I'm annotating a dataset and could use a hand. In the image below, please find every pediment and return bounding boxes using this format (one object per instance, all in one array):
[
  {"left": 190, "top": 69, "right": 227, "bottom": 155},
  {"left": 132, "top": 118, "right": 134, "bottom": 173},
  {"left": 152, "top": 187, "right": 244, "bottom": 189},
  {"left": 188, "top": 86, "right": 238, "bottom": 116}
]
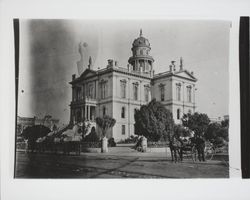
[
  {"left": 80, "top": 69, "right": 97, "bottom": 79},
  {"left": 174, "top": 70, "right": 197, "bottom": 81}
]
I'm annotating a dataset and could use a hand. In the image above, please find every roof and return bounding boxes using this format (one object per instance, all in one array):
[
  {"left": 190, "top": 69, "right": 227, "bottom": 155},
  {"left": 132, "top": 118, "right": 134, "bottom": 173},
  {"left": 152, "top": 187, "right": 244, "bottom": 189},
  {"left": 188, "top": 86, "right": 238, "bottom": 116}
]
[
  {"left": 70, "top": 66, "right": 152, "bottom": 84},
  {"left": 132, "top": 29, "right": 150, "bottom": 48},
  {"left": 153, "top": 69, "right": 197, "bottom": 82}
]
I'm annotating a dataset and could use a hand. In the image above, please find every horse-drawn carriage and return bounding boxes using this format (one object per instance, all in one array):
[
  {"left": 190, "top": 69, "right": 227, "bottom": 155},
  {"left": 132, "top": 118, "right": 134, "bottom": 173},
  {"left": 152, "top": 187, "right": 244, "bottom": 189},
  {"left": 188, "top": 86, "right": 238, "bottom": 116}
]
[{"left": 169, "top": 136, "right": 215, "bottom": 162}]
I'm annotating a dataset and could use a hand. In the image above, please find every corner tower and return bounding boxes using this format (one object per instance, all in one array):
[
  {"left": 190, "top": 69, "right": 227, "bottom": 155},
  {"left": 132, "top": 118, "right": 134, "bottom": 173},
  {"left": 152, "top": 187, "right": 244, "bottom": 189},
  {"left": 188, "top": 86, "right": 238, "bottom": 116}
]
[{"left": 128, "top": 29, "right": 154, "bottom": 76}]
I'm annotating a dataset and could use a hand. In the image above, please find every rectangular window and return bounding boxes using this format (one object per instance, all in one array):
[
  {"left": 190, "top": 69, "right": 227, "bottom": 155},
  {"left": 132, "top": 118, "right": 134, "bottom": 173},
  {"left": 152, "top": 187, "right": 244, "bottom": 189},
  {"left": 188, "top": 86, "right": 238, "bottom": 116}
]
[
  {"left": 144, "top": 86, "right": 150, "bottom": 102},
  {"left": 103, "top": 107, "right": 106, "bottom": 116},
  {"left": 88, "top": 84, "right": 94, "bottom": 99},
  {"left": 177, "top": 109, "right": 180, "bottom": 119},
  {"left": 120, "top": 80, "right": 126, "bottom": 98},
  {"left": 160, "top": 86, "right": 164, "bottom": 101},
  {"left": 122, "top": 125, "right": 125, "bottom": 135},
  {"left": 121, "top": 107, "right": 125, "bottom": 118},
  {"left": 101, "top": 82, "right": 108, "bottom": 99},
  {"left": 187, "top": 87, "right": 192, "bottom": 102},
  {"left": 176, "top": 85, "right": 181, "bottom": 101},
  {"left": 76, "top": 88, "right": 81, "bottom": 101},
  {"left": 133, "top": 83, "right": 138, "bottom": 100}
]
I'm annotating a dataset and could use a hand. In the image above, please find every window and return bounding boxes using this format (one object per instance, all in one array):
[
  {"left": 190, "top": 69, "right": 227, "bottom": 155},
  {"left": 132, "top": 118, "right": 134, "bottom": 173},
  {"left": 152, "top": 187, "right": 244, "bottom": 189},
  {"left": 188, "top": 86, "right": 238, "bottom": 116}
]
[
  {"left": 76, "top": 87, "right": 81, "bottom": 101},
  {"left": 140, "top": 49, "right": 143, "bottom": 55},
  {"left": 102, "top": 107, "right": 106, "bottom": 116},
  {"left": 177, "top": 109, "right": 180, "bottom": 120},
  {"left": 120, "top": 80, "right": 126, "bottom": 98},
  {"left": 144, "top": 85, "right": 150, "bottom": 102},
  {"left": 122, "top": 125, "right": 125, "bottom": 135},
  {"left": 121, "top": 107, "right": 125, "bottom": 118},
  {"left": 100, "top": 80, "right": 108, "bottom": 99},
  {"left": 159, "top": 84, "right": 165, "bottom": 101},
  {"left": 187, "top": 86, "right": 192, "bottom": 102},
  {"left": 88, "top": 84, "right": 94, "bottom": 99},
  {"left": 133, "top": 83, "right": 138, "bottom": 100},
  {"left": 176, "top": 84, "right": 181, "bottom": 101}
]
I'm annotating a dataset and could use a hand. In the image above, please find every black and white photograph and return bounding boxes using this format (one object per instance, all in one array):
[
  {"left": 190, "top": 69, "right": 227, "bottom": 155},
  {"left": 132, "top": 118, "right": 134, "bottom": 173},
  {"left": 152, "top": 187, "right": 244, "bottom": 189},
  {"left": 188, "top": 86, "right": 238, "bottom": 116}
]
[{"left": 15, "top": 19, "right": 230, "bottom": 178}]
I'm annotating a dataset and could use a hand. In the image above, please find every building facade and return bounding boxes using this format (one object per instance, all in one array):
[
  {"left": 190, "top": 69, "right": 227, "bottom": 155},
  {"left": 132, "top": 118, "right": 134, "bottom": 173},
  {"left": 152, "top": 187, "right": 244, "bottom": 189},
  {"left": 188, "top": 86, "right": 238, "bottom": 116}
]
[{"left": 70, "top": 30, "right": 197, "bottom": 141}]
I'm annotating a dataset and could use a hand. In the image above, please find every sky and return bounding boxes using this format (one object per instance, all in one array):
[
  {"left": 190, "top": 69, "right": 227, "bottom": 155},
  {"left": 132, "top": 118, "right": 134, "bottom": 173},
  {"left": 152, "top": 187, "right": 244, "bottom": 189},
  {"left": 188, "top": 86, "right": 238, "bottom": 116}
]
[{"left": 18, "top": 19, "right": 230, "bottom": 125}]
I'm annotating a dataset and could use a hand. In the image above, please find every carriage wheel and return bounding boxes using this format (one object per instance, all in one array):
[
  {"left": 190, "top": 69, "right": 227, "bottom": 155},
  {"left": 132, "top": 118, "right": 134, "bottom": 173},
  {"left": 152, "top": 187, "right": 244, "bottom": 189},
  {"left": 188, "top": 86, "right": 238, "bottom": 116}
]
[
  {"left": 204, "top": 146, "right": 215, "bottom": 161},
  {"left": 191, "top": 146, "right": 197, "bottom": 162}
]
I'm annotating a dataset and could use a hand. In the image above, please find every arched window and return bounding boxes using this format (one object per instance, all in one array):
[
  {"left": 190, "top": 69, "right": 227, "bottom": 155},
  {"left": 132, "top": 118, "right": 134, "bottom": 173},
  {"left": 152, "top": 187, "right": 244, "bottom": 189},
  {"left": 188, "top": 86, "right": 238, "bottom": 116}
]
[{"left": 177, "top": 109, "right": 181, "bottom": 120}]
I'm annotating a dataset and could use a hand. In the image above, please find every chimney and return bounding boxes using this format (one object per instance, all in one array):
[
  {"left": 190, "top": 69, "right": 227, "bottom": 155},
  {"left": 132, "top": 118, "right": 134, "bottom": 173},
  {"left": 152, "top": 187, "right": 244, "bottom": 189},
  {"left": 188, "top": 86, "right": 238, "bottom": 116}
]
[
  {"left": 171, "top": 61, "right": 176, "bottom": 72},
  {"left": 107, "top": 59, "right": 113, "bottom": 68},
  {"left": 115, "top": 61, "right": 118, "bottom": 67},
  {"left": 180, "top": 57, "right": 183, "bottom": 71},
  {"left": 88, "top": 56, "right": 93, "bottom": 69},
  {"left": 72, "top": 74, "right": 76, "bottom": 80},
  {"left": 127, "top": 64, "right": 130, "bottom": 72},
  {"left": 169, "top": 65, "right": 172, "bottom": 72}
]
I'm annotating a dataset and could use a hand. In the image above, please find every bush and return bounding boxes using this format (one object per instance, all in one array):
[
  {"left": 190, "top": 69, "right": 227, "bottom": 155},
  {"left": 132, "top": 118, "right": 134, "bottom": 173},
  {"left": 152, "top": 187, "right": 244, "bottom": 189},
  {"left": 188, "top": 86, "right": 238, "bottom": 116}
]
[
  {"left": 83, "top": 127, "right": 99, "bottom": 142},
  {"left": 81, "top": 141, "right": 101, "bottom": 148},
  {"left": 117, "top": 135, "right": 139, "bottom": 144},
  {"left": 108, "top": 137, "right": 116, "bottom": 147},
  {"left": 147, "top": 141, "right": 168, "bottom": 148}
]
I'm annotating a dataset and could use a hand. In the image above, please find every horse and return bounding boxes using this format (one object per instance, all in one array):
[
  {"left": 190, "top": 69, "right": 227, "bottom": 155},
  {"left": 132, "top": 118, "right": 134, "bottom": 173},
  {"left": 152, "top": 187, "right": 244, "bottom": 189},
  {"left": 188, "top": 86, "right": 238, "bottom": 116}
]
[
  {"left": 169, "top": 136, "right": 183, "bottom": 162},
  {"left": 193, "top": 136, "right": 206, "bottom": 162}
]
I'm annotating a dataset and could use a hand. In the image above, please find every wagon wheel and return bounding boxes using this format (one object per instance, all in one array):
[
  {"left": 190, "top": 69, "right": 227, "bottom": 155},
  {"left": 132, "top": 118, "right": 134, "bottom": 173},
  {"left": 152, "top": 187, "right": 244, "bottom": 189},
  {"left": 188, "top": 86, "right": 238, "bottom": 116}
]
[
  {"left": 204, "top": 145, "right": 215, "bottom": 161},
  {"left": 191, "top": 146, "right": 197, "bottom": 162}
]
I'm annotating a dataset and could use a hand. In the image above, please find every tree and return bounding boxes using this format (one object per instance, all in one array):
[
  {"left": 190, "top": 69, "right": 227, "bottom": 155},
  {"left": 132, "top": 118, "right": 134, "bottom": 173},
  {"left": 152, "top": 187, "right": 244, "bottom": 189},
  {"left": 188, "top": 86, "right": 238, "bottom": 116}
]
[
  {"left": 205, "top": 121, "right": 229, "bottom": 144},
  {"left": 174, "top": 124, "right": 191, "bottom": 138},
  {"left": 21, "top": 125, "right": 51, "bottom": 150},
  {"left": 80, "top": 121, "right": 91, "bottom": 138},
  {"left": 134, "top": 99, "right": 174, "bottom": 142},
  {"left": 22, "top": 125, "right": 51, "bottom": 140},
  {"left": 204, "top": 122, "right": 221, "bottom": 141},
  {"left": 95, "top": 115, "right": 116, "bottom": 138},
  {"left": 84, "top": 127, "right": 99, "bottom": 142},
  {"left": 52, "top": 124, "right": 58, "bottom": 132},
  {"left": 221, "top": 118, "right": 229, "bottom": 128},
  {"left": 182, "top": 112, "right": 210, "bottom": 137}
]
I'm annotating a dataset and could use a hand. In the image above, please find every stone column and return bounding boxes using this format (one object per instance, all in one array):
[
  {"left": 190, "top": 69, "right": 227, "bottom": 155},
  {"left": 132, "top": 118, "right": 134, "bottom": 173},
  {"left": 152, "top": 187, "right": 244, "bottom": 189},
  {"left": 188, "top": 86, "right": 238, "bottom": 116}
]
[
  {"left": 88, "top": 105, "right": 90, "bottom": 121},
  {"left": 101, "top": 137, "right": 108, "bottom": 153},
  {"left": 141, "top": 136, "right": 147, "bottom": 152},
  {"left": 85, "top": 105, "right": 87, "bottom": 120},
  {"left": 81, "top": 107, "right": 84, "bottom": 121},
  {"left": 128, "top": 78, "right": 131, "bottom": 137}
]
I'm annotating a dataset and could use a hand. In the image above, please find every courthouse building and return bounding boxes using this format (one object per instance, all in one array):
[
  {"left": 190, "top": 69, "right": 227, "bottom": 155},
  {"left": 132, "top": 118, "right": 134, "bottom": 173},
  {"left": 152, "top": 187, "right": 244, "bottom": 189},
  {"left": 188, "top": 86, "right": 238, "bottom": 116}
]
[{"left": 69, "top": 30, "right": 197, "bottom": 141}]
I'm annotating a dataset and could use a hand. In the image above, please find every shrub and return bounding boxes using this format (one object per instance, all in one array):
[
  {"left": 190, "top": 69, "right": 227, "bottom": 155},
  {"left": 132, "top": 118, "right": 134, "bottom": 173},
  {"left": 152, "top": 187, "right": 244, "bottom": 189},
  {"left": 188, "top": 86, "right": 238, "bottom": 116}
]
[
  {"left": 84, "top": 127, "right": 100, "bottom": 142},
  {"left": 108, "top": 137, "right": 116, "bottom": 147},
  {"left": 117, "top": 135, "right": 139, "bottom": 144}
]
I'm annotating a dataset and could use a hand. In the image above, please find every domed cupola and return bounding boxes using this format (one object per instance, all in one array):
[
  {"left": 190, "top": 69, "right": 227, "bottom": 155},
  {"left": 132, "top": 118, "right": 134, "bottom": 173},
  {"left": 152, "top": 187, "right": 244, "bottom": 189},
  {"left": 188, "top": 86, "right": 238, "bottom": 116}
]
[
  {"left": 132, "top": 30, "right": 151, "bottom": 47},
  {"left": 128, "top": 29, "right": 154, "bottom": 76}
]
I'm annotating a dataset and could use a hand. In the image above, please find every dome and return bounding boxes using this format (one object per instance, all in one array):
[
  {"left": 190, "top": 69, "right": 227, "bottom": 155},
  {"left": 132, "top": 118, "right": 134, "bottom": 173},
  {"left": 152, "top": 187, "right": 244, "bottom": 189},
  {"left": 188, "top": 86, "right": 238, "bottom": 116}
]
[{"left": 132, "top": 29, "right": 150, "bottom": 47}]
